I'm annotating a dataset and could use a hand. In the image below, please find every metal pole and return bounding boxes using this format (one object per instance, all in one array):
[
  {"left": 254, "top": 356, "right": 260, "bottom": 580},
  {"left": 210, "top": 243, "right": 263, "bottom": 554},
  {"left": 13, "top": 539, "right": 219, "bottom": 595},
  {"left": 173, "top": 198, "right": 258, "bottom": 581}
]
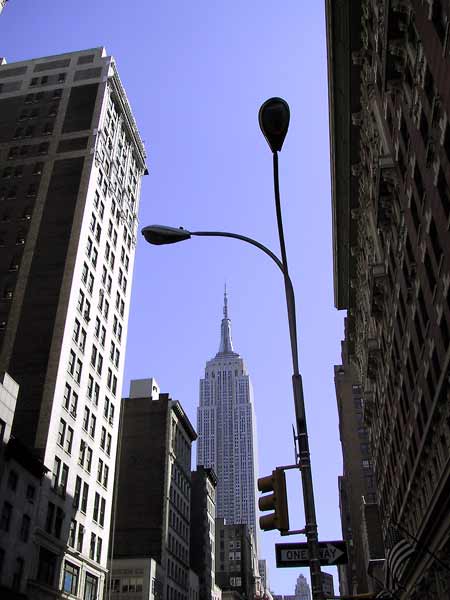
[{"left": 272, "top": 151, "right": 323, "bottom": 600}]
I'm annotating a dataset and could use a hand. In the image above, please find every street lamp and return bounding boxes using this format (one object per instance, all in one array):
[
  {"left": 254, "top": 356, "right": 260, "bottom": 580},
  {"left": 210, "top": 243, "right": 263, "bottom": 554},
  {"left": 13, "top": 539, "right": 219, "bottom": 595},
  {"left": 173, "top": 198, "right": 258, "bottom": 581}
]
[{"left": 142, "top": 98, "right": 323, "bottom": 599}]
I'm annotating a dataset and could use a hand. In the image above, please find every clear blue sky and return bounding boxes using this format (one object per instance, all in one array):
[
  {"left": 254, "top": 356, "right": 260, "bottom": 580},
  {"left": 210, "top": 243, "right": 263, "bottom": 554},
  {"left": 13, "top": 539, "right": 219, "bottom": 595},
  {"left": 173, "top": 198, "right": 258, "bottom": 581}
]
[{"left": 1, "top": 1, "right": 345, "bottom": 593}]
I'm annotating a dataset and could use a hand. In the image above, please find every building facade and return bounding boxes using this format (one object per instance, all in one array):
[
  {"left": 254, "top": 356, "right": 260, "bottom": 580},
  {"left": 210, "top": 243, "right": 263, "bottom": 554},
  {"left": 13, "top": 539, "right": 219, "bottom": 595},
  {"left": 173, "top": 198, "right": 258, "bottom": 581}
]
[
  {"left": 197, "top": 291, "right": 258, "bottom": 541},
  {"left": 335, "top": 330, "right": 377, "bottom": 595},
  {"left": 190, "top": 466, "right": 220, "bottom": 600},
  {"left": 321, "top": 573, "right": 334, "bottom": 599},
  {"left": 0, "top": 48, "right": 146, "bottom": 598},
  {"left": 215, "top": 519, "right": 259, "bottom": 600},
  {"left": 327, "top": 0, "right": 450, "bottom": 597},
  {"left": 0, "top": 1, "right": 7, "bottom": 16},
  {"left": 0, "top": 371, "right": 48, "bottom": 597},
  {"left": 110, "top": 379, "right": 197, "bottom": 600},
  {"left": 294, "top": 574, "right": 311, "bottom": 600}
]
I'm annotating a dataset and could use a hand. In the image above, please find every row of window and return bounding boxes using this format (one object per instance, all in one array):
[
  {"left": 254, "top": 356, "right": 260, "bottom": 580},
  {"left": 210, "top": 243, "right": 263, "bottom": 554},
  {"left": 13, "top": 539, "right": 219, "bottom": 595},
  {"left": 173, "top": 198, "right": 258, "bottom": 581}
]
[
  {"left": 7, "top": 142, "right": 50, "bottom": 159},
  {"left": 0, "top": 501, "right": 31, "bottom": 542},
  {"left": 1, "top": 161, "right": 44, "bottom": 179},
  {"left": 30, "top": 73, "right": 66, "bottom": 86},
  {"left": 23, "top": 88, "right": 63, "bottom": 105}
]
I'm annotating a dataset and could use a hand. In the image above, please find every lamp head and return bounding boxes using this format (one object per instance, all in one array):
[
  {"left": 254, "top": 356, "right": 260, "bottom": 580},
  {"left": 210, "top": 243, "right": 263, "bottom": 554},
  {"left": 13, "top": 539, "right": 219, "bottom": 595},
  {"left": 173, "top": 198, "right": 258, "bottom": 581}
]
[
  {"left": 258, "top": 97, "right": 290, "bottom": 153},
  {"left": 141, "top": 225, "right": 191, "bottom": 245}
]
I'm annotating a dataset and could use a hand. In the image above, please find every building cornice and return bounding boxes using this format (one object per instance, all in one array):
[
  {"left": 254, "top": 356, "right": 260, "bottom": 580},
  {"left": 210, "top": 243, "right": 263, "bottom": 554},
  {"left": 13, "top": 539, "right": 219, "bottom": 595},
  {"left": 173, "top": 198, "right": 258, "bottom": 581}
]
[
  {"left": 325, "top": 0, "right": 362, "bottom": 309},
  {"left": 109, "top": 61, "right": 147, "bottom": 173}
]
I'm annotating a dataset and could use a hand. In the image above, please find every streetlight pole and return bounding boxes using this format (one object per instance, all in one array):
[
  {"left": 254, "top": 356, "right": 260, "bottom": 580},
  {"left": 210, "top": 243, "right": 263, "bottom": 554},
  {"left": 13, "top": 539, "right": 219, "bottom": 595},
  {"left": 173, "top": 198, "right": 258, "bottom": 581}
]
[
  {"left": 141, "top": 97, "right": 323, "bottom": 599},
  {"left": 259, "top": 98, "right": 323, "bottom": 600}
]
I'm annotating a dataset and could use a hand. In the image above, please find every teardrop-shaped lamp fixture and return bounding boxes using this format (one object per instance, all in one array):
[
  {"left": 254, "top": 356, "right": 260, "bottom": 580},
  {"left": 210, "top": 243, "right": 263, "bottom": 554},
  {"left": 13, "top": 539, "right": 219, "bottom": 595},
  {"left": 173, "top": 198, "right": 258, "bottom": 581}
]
[{"left": 258, "top": 97, "right": 290, "bottom": 153}]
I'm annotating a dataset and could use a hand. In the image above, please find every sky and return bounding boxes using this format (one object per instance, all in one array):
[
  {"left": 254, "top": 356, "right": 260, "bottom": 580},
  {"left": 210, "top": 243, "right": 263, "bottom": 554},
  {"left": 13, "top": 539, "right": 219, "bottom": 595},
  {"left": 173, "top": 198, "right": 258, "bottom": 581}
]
[{"left": 1, "top": 1, "right": 345, "bottom": 594}]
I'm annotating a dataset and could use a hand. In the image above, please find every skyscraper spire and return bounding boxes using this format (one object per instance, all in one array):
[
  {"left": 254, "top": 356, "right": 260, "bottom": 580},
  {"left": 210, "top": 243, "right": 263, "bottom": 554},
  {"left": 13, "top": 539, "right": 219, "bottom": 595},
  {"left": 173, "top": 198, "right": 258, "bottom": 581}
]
[{"left": 218, "top": 286, "right": 235, "bottom": 354}]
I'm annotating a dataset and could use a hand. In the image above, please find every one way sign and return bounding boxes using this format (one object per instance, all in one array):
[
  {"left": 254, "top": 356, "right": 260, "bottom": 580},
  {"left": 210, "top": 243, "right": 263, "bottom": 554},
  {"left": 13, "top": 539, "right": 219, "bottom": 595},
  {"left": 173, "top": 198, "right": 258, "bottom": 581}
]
[{"left": 275, "top": 541, "right": 348, "bottom": 567}]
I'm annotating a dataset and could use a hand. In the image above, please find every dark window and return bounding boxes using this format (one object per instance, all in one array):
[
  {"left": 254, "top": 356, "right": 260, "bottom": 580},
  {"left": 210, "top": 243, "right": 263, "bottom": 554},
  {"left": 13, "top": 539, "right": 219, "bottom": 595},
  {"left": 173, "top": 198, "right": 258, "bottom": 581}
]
[
  {"left": 26, "top": 484, "right": 35, "bottom": 501},
  {"left": 37, "top": 547, "right": 57, "bottom": 586},
  {"left": 12, "top": 557, "right": 24, "bottom": 590},
  {"left": 19, "top": 514, "right": 30, "bottom": 541},
  {"left": 419, "top": 111, "right": 429, "bottom": 145},
  {"left": 429, "top": 220, "right": 443, "bottom": 265},
  {"left": 0, "top": 502, "right": 12, "bottom": 531},
  {"left": 424, "top": 65, "right": 434, "bottom": 106},
  {"left": 414, "top": 164, "right": 424, "bottom": 200},
  {"left": 7, "top": 470, "right": 18, "bottom": 491},
  {"left": 424, "top": 253, "right": 436, "bottom": 293},
  {"left": 440, "top": 316, "right": 450, "bottom": 349},
  {"left": 437, "top": 168, "right": 450, "bottom": 218}
]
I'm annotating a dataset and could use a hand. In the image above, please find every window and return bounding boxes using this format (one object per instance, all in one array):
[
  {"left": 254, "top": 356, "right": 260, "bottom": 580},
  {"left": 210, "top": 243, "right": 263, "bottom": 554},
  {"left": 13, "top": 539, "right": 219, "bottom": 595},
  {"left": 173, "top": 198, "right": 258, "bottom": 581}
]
[
  {"left": 68, "top": 350, "right": 76, "bottom": 376},
  {"left": 79, "top": 440, "right": 86, "bottom": 466},
  {"left": 52, "top": 457, "right": 61, "bottom": 490},
  {"left": 77, "top": 524, "right": 84, "bottom": 553},
  {"left": 86, "top": 447, "right": 93, "bottom": 473},
  {"left": 55, "top": 506, "right": 64, "bottom": 538},
  {"left": 12, "top": 558, "right": 24, "bottom": 591},
  {"left": 81, "top": 482, "right": 89, "bottom": 513},
  {"left": 74, "top": 476, "right": 82, "bottom": 509},
  {"left": 63, "top": 561, "right": 79, "bottom": 595},
  {"left": 68, "top": 519, "right": 76, "bottom": 547},
  {"left": 100, "top": 427, "right": 106, "bottom": 450},
  {"left": 93, "top": 382, "right": 100, "bottom": 406},
  {"left": 84, "top": 572, "right": 98, "bottom": 600},
  {"left": 75, "top": 358, "right": 82, "bottom": 384},
  {"left": 19, "top": 515, "right": 30, "bottom": 541},
  {"left": 96, "top": 537, "right": 102, "bottom": 563},
  {"left": 0, "top": 502, "right": 12, "bottom": 532},
  {"left": 90, "top": 414, "right": 96, "bottom": 437},
  {"left": 73, "top": 318, "right": 81, "bottom": 343},
  {"left": 58, "top": 418, "right": 66, "bottom": 447},
  {"left": 7, "top": 470, "right": 18, "bottom": 491},
  {"left": 103, "top": 465, "right": 109, "bottom": 488},
  {"left": 63, "top": 422, "right": 74, "bottom": 453},
  {"left": 83, "top": 406, "right": 90, "bottom": 430},
  {"left": 106, "top": 433, "right": 112, "bottom": 455},
  {"left": 99, "top": 498, "right": 106, "bottom": 527},
  {"left": 93, "top": 492, "right": 100, "bottom": 522},
  {"left": 97, "top": 459, "right": 103, "bottom": 483},
  {"left": 89, "top": 533, "right": 96, "bottom": 560},
  {"left": 26, "top": 484, "right": 35, "bottom": 501},
  {"left": 45, "top": 502, "right": 55, "bottom": 533},
  {"left": 37, "top": 547, "right": 57, "bottom": 586},
  {"left": 77, "top": 290, "right": 85, "bottom": 313}
]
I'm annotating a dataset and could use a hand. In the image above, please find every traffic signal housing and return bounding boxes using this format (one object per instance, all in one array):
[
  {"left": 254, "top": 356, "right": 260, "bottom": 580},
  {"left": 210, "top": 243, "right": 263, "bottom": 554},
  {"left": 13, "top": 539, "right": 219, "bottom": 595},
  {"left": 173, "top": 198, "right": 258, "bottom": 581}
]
[{"left": 258, "top": 468, "right": 290, "bottom": 532}]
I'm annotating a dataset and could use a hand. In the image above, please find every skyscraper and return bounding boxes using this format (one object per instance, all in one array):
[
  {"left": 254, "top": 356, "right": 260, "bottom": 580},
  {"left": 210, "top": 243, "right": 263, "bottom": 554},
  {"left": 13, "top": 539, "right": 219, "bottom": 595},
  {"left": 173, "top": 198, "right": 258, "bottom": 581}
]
[
  {"left": 295, "top": 574, "right": 311, "bottom": 600},
  {"left": 0, "top": 48, "right": 146, "bottom": 598},
  {"left": 197, "top": 290, "right": 258, "bottom": 540},
  {"left": 0, "top": 0, "right": 8, "bottom": 16}
]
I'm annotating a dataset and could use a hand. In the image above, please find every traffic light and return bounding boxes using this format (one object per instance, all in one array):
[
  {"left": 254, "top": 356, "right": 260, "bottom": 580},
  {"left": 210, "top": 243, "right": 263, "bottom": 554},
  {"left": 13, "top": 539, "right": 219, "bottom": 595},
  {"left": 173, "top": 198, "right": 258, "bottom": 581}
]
[{"left": 257, "top": 468, "right": 290, "bottom": 532}]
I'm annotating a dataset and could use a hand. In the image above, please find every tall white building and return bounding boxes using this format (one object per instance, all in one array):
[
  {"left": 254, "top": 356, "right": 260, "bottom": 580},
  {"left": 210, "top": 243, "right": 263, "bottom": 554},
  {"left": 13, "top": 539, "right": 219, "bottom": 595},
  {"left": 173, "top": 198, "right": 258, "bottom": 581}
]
[
  {"left": 197, "top": 291, "right": 258, "bottom": 541},
  {"left": 0, "top": 48, "right": 146, "bottom": 598}
]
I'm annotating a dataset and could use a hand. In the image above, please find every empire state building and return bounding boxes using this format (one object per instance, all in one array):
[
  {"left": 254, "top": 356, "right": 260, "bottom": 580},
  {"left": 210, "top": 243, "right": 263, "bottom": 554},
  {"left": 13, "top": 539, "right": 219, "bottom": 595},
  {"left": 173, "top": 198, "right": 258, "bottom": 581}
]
[{"left": 197, "top": 291, "right": 258, "bottom": 539}]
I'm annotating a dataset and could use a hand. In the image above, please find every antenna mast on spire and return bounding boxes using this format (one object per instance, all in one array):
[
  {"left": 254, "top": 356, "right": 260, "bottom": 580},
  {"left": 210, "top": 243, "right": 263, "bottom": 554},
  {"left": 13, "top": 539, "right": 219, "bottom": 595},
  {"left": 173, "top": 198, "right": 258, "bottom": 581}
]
[{"left": 223, "top": 283, "right": 228, "bottom": 319}]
